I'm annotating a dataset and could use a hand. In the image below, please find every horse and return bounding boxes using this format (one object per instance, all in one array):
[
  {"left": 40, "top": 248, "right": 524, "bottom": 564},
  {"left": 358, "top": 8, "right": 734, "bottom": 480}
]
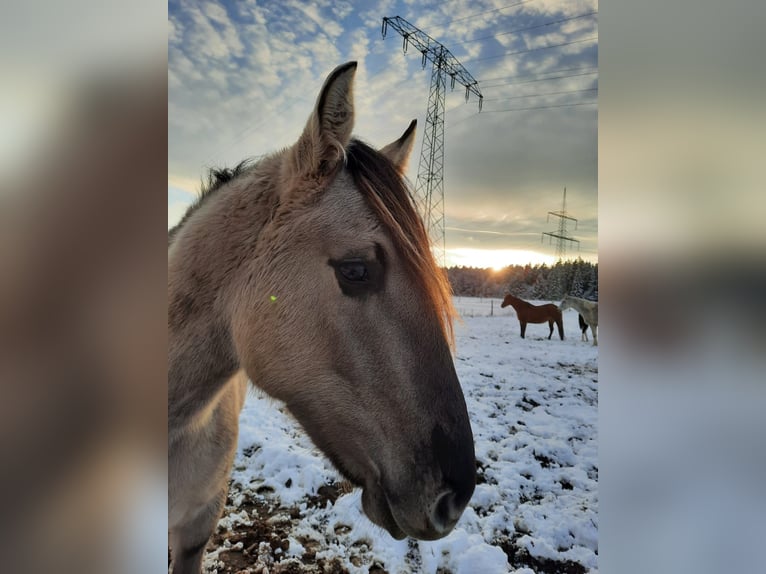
[
  {"left": 560, "top": 296, "right": 598, "bottom": 346},
  {"left": 578, "top": 313, "right": 589, "bottom": 342},
  {"left": 168, "top": 62, "right": 476, "bottom": 574},
  {"left": 500, "top": 293, "right": 564, "bottom": 340}
]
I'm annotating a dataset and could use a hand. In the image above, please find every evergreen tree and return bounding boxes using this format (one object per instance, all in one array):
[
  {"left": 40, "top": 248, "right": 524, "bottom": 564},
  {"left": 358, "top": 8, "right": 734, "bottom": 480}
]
[
  {"left": 570, "top": 258, "right": 586, "bottom": 298},
  {"left": 445, "top": 259, "right": 598, "bottom": 301}
]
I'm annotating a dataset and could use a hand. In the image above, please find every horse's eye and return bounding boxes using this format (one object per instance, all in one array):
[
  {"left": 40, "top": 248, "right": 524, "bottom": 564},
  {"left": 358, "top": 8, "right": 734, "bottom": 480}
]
[
  {"left": 329, "top": 255, "right": 382, "bottom": 296},
  {"left": 338, "top": 261, "right": 369, "bottom": 282}
]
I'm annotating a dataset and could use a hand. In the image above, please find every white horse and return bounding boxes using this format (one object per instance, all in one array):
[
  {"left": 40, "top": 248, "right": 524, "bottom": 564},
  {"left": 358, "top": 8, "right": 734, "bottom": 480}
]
[
  {"left": 578, "top": 314, "right": 590, "bottom": 342},
  {"left": 560, "top": 296, "right": 598, "bottom": 346}
]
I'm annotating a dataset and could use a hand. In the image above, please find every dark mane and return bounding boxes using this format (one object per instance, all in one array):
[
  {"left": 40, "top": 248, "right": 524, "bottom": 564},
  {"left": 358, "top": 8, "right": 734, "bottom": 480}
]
[
  {"left": 345, "top": 139, "right": 456, "bottom": 344},
  {"left": 504, "top": 293, "right": 532, "bottom": 308},
  {"left": 169, "top": 159, "right": 254, "bottom": 243}
]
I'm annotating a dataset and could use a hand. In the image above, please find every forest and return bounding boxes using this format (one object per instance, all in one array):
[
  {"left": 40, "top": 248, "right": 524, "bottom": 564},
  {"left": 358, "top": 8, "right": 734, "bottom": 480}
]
[{"left": 446, "top": 258, "right": 598, "bottom": 301}]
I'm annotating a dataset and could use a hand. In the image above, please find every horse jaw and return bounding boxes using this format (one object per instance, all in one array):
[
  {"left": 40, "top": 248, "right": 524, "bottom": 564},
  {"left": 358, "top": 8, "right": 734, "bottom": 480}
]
[{"left": 361, "top": 484, "right": 406, "bottom": 540}]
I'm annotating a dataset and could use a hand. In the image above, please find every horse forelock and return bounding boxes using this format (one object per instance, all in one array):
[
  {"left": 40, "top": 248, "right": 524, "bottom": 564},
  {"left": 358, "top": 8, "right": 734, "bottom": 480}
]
[{"left": 345, "top": 139, "right": 456, "bottom": 346}]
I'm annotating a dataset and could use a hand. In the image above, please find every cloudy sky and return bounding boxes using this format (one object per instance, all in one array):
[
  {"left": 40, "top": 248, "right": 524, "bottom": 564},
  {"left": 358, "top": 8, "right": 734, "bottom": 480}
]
[{"left": 169, "top": 0, "right": 598, "bottom": 268}]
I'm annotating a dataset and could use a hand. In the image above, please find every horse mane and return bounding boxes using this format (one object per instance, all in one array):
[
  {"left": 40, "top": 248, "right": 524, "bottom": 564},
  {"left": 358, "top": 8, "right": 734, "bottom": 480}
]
[
  {"left": 169, "top": 159, "right": 255, "bottom": 243},
  {"left": 345, "top": 139, "right": 456, "bottom": 345},
  {"left": 504, "top": 293, "right": 531, "bottom": 308}
]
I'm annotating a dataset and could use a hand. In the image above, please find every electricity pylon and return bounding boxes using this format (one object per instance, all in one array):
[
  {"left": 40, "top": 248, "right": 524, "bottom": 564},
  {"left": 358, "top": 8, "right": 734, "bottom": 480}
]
[
  {"left": 542, "top": 187, "right": 580, "bottom": 261},
  {"left": 382, "top": 16, "right": 483, "bottom": 266}
]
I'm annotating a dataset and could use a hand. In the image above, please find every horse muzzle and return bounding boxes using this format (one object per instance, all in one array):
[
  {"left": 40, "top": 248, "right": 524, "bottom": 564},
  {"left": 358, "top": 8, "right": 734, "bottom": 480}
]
[{"left": 361, "top": 470, "right": 475, "bottom": 541}]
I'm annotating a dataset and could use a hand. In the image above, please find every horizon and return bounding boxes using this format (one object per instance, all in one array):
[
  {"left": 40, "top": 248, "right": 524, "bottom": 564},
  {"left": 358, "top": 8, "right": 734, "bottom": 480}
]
[{"left": 443, "top": 255, "right": 598, "bottom": 270}]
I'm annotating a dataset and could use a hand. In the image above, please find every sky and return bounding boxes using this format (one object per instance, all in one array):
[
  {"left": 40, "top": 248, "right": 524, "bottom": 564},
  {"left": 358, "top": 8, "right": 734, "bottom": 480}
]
[{"left": 168, "top": 0, "right": 598, "bottom": 268}]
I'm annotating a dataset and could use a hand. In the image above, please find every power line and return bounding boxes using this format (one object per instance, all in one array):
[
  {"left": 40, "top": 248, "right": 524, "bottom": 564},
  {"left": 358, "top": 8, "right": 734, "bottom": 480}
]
[
  {"left": 482, "top": 87, "right": 597, "bottom": 102},
  {"left": 429, "top": 0, "right": 538, "bottom": 29},
  {"left": 445, "top": 226, "right": 531, "bottom": 237},
  {"left": 482, "top": 70, "right": 597, "bottom": 89},
  {"left": 446, "top": 111, "right": 480, "bottom": 128},
  {"left": 200, "top": 95, "right": 310, "bottom": 168},
  {"left": 480, "top": 65, "right": 597, "bottom": 83},
  {"left": 451, "top": 11, "right": 598, "bottom": 45},
  {"left": 464, "top": 36, "right": 598, "bottom": 64},
  {"left": 445, "top": 87, "right": 596, "bottom": 111},
  {"left": 482, "top": 101, "right": 596, "bottom": 113},
  {"left": 448, "top": 99, "right": 596, "bottom": 126}
]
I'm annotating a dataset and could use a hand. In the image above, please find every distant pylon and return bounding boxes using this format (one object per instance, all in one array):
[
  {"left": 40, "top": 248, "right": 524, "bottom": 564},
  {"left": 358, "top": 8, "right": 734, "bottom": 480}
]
[
  {"left": 542, "top": 187, "right": 580, "bottom": 261},
  {"left": 382, "top": 16, "right": 483, "bottom": 266}
]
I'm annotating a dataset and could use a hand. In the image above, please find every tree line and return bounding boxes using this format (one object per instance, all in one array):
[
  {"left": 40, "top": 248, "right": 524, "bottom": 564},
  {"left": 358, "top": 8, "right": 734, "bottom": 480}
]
[{"left": 446, "top": 258, "right": 598, "bottom": 301}]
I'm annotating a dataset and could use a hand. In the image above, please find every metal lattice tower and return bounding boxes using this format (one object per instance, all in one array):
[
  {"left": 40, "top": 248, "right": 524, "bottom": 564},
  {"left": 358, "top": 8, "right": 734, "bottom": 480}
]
[
  {"left": 542, "top": 187, "right": 580, "bottom": 261},
  {"left": 382, "top": 16, "right": 483, "bottom": 265}
]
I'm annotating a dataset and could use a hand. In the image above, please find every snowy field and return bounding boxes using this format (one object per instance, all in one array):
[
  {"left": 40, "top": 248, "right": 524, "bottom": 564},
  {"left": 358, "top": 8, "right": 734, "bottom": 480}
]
[{"left": 202, "top": 297, "right": 598, "bottom": 574}]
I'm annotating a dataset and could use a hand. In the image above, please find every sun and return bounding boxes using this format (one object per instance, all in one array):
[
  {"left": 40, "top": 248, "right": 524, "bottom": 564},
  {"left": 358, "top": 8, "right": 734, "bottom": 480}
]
[{"left": 445, "top": 248, "right": 555, "bottom": 269}]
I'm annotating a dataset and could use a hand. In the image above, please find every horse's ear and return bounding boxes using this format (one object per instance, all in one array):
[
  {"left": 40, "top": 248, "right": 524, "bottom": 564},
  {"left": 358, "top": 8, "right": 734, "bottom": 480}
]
[
  {"left": 380, "top": 119, "right": 417, "bottom": 174},
  {"left": 289, "top": 61, "right": 357, "bottom": 177}
]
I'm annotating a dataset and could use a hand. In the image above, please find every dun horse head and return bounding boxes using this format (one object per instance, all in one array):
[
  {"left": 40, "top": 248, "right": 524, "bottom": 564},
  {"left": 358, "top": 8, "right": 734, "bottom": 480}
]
[{"left": 222, "top": 63, "right": 475, "bottom": 539}]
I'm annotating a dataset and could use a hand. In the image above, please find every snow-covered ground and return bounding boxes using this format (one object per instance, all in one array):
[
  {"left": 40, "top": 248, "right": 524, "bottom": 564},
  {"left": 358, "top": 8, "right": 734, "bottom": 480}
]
[{"left": 204, "top": 297, "right": 598, "bottom": 574}]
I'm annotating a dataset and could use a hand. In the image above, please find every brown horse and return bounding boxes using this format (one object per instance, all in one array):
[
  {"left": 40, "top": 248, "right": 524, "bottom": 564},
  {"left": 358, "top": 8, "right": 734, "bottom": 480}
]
[
  {"left": 500, "top": 293, "right": 564, "bottom": 340},
  {"left": 168, "top": 62, "right": 475, "bottom": 574}
]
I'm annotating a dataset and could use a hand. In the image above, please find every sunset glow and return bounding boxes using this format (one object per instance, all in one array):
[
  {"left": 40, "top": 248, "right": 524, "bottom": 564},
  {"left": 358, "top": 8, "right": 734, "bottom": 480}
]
[{"left": 445, "top": 248, "right": 557, "bottom": 270}]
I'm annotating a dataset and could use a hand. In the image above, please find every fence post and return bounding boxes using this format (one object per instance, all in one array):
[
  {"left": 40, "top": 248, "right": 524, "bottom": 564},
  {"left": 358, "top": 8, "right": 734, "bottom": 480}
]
[{"left": 490, "top": 299, "right": 494, "bottom": 317}]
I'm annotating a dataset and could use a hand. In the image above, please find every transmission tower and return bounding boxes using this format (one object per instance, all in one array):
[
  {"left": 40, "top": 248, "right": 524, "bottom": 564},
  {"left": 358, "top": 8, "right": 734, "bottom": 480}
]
[
  {"left": 382, "top": 16, "right": 483, "bottom": 266},
  {"left": 542, "top": 187, "right": 580, "bottom": 261}
]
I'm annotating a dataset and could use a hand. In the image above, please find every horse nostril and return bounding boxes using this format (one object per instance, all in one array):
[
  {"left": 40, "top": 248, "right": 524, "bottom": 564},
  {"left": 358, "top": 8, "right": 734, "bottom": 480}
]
[{"left": 430, "top": 490, "right": 462, "bottom": 533}]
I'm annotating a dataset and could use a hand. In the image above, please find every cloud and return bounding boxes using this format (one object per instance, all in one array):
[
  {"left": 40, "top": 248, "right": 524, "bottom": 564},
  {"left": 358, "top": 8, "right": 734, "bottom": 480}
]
[{"left": 169, "top": 0, "right": 598, "bottom": 264}]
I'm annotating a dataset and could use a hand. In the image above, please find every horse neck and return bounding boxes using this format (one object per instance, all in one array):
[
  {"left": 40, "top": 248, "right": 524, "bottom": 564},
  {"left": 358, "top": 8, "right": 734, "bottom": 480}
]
[
  {"left": 168, "top": 166, "right": 279, "bottom": 432},
  {"left": 508, "top": 296, "right": 527, "bottom": 310}
]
